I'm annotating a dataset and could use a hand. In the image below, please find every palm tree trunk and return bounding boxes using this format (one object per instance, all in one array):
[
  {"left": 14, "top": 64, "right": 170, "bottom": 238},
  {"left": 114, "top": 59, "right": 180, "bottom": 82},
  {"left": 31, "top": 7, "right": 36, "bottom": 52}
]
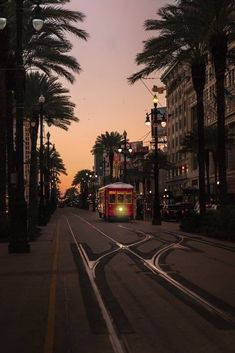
[
  {"left": 205, "top": 150, "right": 210, "bottom": 201},
  {"left": 191, "top": 60, "right": 206, "bottom": 215},
  {"left": 211, "top": 33, "right": 228, "bottom": 205},
  {"left": 0, "top": 70, "right": 7, "bottom": 223},
  {"left": 0, "top": 26, "right": 8, "bottom": 232},
  {"left": 6, "top": 59, "right": 15, "bottom": 228},
  {"left": 212, "top": 152, "right": 218, "bottom": 201}
]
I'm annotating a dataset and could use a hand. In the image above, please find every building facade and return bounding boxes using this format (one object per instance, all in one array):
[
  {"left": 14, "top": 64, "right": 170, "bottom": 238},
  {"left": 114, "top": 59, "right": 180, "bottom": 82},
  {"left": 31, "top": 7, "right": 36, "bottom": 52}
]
[{"left": 162, "top": 59, "right": 235, "bottom": 202}]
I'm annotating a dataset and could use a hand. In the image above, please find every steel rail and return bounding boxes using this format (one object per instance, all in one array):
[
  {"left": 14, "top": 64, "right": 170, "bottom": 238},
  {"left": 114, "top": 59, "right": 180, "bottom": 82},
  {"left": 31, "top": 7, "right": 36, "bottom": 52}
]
[
  {"left": 65, "top": 216, "right": 129, "bottom": 353},
  {"left": 71, "top": 213, "right": 235, "bottom": 326}
]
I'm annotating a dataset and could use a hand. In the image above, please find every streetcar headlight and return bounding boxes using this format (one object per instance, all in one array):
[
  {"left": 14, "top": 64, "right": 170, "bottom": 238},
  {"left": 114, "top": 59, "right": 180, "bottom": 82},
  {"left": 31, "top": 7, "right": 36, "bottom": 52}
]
[{"left": 116, "top": 205, "right": 126, "bottom": 215}]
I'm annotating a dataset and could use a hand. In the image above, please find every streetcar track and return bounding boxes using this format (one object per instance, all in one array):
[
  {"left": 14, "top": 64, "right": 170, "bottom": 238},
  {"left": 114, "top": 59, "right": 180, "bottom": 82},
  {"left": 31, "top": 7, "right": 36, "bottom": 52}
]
[
  {"left": 70, "top": 213, "right": 235, "bottom": 327},
  {"left": 120, "top": 224, "right": 235, "bottom": 252},
  {"left": 65, "top": 216, "right": 129, "bottom": 353},
  {"left": 160, "top": 230, "right": 235, "bottom": 252}
]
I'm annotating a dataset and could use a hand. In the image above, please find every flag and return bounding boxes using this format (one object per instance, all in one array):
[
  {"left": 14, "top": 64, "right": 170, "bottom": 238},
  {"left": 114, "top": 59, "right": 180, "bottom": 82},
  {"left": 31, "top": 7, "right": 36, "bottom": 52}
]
[{"left": 152, "top": 85, "right": 166, "bottom": 93}]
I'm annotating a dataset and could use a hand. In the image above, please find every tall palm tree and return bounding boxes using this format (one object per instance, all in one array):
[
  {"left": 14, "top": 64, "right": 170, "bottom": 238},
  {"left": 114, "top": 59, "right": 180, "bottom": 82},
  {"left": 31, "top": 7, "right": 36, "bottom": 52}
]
[
  {"left": 92, "top": 132, "right": 123, "bottom": 182},
  {"left": 72, "top": 169, "right": 93, "bottom": 209},
  {"left": 1, "top": 1, "right": 88, "bottom": 234},
  {"left": 128, "top": 2, "right": 208, "bottom": 214},
  {"left": 182, "top": 0, "right": 235, "bottom": 204},
  {"left": 72, "top": 169, "right": 93, "bottom": 186},
  {"left": 24, "top": 72, "right": 77, "bottom": 236},
  {"left": 14, "top": 1, "right": 89, "bottom": 83}
]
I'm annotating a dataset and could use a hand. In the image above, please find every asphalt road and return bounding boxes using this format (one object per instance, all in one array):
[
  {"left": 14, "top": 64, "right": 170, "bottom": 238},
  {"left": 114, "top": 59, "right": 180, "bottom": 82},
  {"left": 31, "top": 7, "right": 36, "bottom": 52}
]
[{"left": 53, "top": 207, "right": 235, "bottom": 353}]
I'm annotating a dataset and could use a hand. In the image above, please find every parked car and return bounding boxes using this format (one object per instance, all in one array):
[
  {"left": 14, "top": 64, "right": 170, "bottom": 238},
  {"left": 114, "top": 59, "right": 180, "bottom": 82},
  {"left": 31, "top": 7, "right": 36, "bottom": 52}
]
[
  {"left": 161, "top": 204, "right": 183, "bottom": 221},
  {"left": 176, "top": 202, "right": 194, "bottom": 216},
  {"left": 194, "top": 202, "right": 218, "bottom": 214},
  {"left": 161, "top": 203, "right": 194, "bottom": 221}
]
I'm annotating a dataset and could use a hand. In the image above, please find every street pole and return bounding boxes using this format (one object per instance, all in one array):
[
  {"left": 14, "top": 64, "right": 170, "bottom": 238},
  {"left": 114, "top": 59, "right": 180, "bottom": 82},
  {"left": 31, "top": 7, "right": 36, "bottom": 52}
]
[
  {"left": 50, "top": 149, "right": 56, "bottom": 213},
  {"left": 145, "top": 95, "right": 165, "bottom": 226},
  {"left": 45, "top": 131, "right": 51, "bottom": 221},
  {"left": 92, "top": 177, "right": 96, "bottom": 212},
  {"left": 152, "top": 106, "right": 161, "bottom": 225},
  {"left": 90, "top": 171, "right": 97, "bottom": 212},
  {"left": 38, "top": 95, "right": 46, "bottom": 226},
  {"left": 103, "top": 157, "right": 106, "bottom": 186},
  {"left": 8, "top": 0, "right": 30, "bottom": 253},
  {"left": 123, "top": 130, "right": 127, "bottom": 183}
]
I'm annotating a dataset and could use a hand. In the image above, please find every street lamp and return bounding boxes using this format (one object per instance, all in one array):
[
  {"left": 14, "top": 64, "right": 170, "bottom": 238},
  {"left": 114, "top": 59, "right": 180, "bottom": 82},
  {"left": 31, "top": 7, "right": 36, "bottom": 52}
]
[
  {"left": 49, "top": 144, "right": 57, "bottom": 213},
  {"left": 118, "top": 130, "right": 132, "bottom": 183},
  {"left": 38, "top": 94, "right": 47, "bottom": 226},
  {"left": 145, "top": 95, "right": 166, "bottom": 225},
  {"left": 100, "top": 157, "right": 107, "bottom": 186},
  {"left": 89, "top": 172, "right": 98, "bottom": 212},
  {"left": 44, "top": 131, "right": 51, "bottom": 221},
  {"left": 6, "top": 0, "right": 44, "bottom": 253}
]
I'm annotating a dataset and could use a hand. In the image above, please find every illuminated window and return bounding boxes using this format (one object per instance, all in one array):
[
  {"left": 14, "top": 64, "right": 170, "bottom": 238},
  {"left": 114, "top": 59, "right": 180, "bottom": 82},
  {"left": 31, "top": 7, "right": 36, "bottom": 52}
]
[
  {"left": 124, "top": 194, "right": 132, "bottom": 203},
  {"left": 109, "top": 194, "right": 116, "bottom": 203},
  {"left": 117, "top": 194, "right": 124, "bottom": 203}
]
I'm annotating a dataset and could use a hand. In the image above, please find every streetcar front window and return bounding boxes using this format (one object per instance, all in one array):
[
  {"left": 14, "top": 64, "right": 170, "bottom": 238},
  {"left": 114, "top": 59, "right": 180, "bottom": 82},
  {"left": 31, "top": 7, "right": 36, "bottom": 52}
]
[
  {"left": 109, "top": 193, "right": 116, "bottom": 203},
  {"left": 117, "top": 194, "right": 124, "bottom": 203},
  {"left": 124, "top": 194, "right": 132, "bottom": 203}
]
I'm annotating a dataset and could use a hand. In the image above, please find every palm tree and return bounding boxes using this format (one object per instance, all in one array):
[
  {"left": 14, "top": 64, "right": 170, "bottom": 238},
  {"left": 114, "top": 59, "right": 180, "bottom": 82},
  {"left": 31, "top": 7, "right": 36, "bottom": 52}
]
[
  {"left": 92, "top": 132, "right": 123, "bottom": 182},
  {"left": 24, "top": 72, "right": 77, "bottom": 237},
  {"left": 15, "top": 1, "right": 89, "bottom": 83},
  {"left": 64, "top": 187, "right": 79, "bottom": 206},
  {"left": 128, "top": 2, "right": 208, "bottom": 214},
  {"left": 72, "top": 169, "right": 93, "bottom": 186},
  {"left": 182, "top": 0, "right": 235, "bottom": 204},
  {"left": 1, "top": 1, "right": 88, "bottom": 234},
  {"left": 72, "top": 169, "right": 93, "bottom": 209}
]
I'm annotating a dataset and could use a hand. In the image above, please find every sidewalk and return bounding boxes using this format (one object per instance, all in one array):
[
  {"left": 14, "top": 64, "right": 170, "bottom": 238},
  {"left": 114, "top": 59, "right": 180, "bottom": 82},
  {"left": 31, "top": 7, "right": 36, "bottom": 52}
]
[
  {"left": 0, "top": 215, "right": 57, "bottom": 353},
  {"left": 0, "top": 210, "right": 116, "bottom": 353}
]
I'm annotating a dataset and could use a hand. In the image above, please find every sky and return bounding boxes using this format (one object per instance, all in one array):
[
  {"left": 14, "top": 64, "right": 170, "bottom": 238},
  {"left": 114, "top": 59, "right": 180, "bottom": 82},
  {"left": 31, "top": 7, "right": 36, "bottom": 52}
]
[{"left": 51, "top": 0, "right": 172, "bottom": 194}]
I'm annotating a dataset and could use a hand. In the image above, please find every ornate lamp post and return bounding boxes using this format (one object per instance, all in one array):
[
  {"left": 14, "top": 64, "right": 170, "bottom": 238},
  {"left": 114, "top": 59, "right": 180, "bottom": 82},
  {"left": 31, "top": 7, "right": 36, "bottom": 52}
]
[
  {"left": 89, "top": 172, "right": 98, "bottom": 212},
  {"left": 118, "top": 130, "right": 132, "bottom": 183},
  {"left": 44, "top": 131, "right": 51, "bottom": 220},
  {"left": 99, "top": 157, "right": 107, "bottom": 186},
  {"left": 145, "top": 95, "right": 166, "bottom": 225},
  {"left": 5, "top": 0, "right": 44, "bottom": 252},
  {"left": 102, "top": 157, "right": 106, "bottom": 186},
  {"left": 38, "top": 94, "right": 47, "bottom": 226},
  {"left": 49, "top": 144, "right": 57, "bottom": 213}
]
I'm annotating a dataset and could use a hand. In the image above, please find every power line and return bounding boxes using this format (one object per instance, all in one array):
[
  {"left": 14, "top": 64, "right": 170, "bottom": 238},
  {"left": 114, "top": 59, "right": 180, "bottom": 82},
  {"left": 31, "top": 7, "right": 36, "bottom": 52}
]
[{"left": 140, "top": 78, "right": 153, "bottom": 96}]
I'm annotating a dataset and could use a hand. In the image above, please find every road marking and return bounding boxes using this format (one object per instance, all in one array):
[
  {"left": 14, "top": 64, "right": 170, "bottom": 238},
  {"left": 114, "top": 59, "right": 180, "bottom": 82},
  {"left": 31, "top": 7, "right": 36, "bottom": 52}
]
[{"left": 43, "top": 220, "right": 60, "bottom": 353}]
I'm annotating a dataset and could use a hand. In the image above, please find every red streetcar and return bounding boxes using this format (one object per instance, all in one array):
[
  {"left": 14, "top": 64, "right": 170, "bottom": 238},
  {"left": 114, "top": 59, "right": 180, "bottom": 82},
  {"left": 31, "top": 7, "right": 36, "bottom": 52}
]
[{"left": 98, "top": 182, "right": 135, "bottom": 221}]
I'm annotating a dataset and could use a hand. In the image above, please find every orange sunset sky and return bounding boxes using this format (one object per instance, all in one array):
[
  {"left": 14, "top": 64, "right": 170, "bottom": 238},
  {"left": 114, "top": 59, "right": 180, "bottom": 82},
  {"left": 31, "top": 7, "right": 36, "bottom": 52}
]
[{"left": 51, "top": 0, "right": 171, "bottom": 194}]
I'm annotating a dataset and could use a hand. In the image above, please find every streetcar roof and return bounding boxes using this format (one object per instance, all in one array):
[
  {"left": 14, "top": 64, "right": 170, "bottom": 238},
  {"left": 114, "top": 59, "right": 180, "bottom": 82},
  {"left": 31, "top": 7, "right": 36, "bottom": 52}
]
[{"left": 98, "top": 182, "right": 134, "bottom": 191}]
